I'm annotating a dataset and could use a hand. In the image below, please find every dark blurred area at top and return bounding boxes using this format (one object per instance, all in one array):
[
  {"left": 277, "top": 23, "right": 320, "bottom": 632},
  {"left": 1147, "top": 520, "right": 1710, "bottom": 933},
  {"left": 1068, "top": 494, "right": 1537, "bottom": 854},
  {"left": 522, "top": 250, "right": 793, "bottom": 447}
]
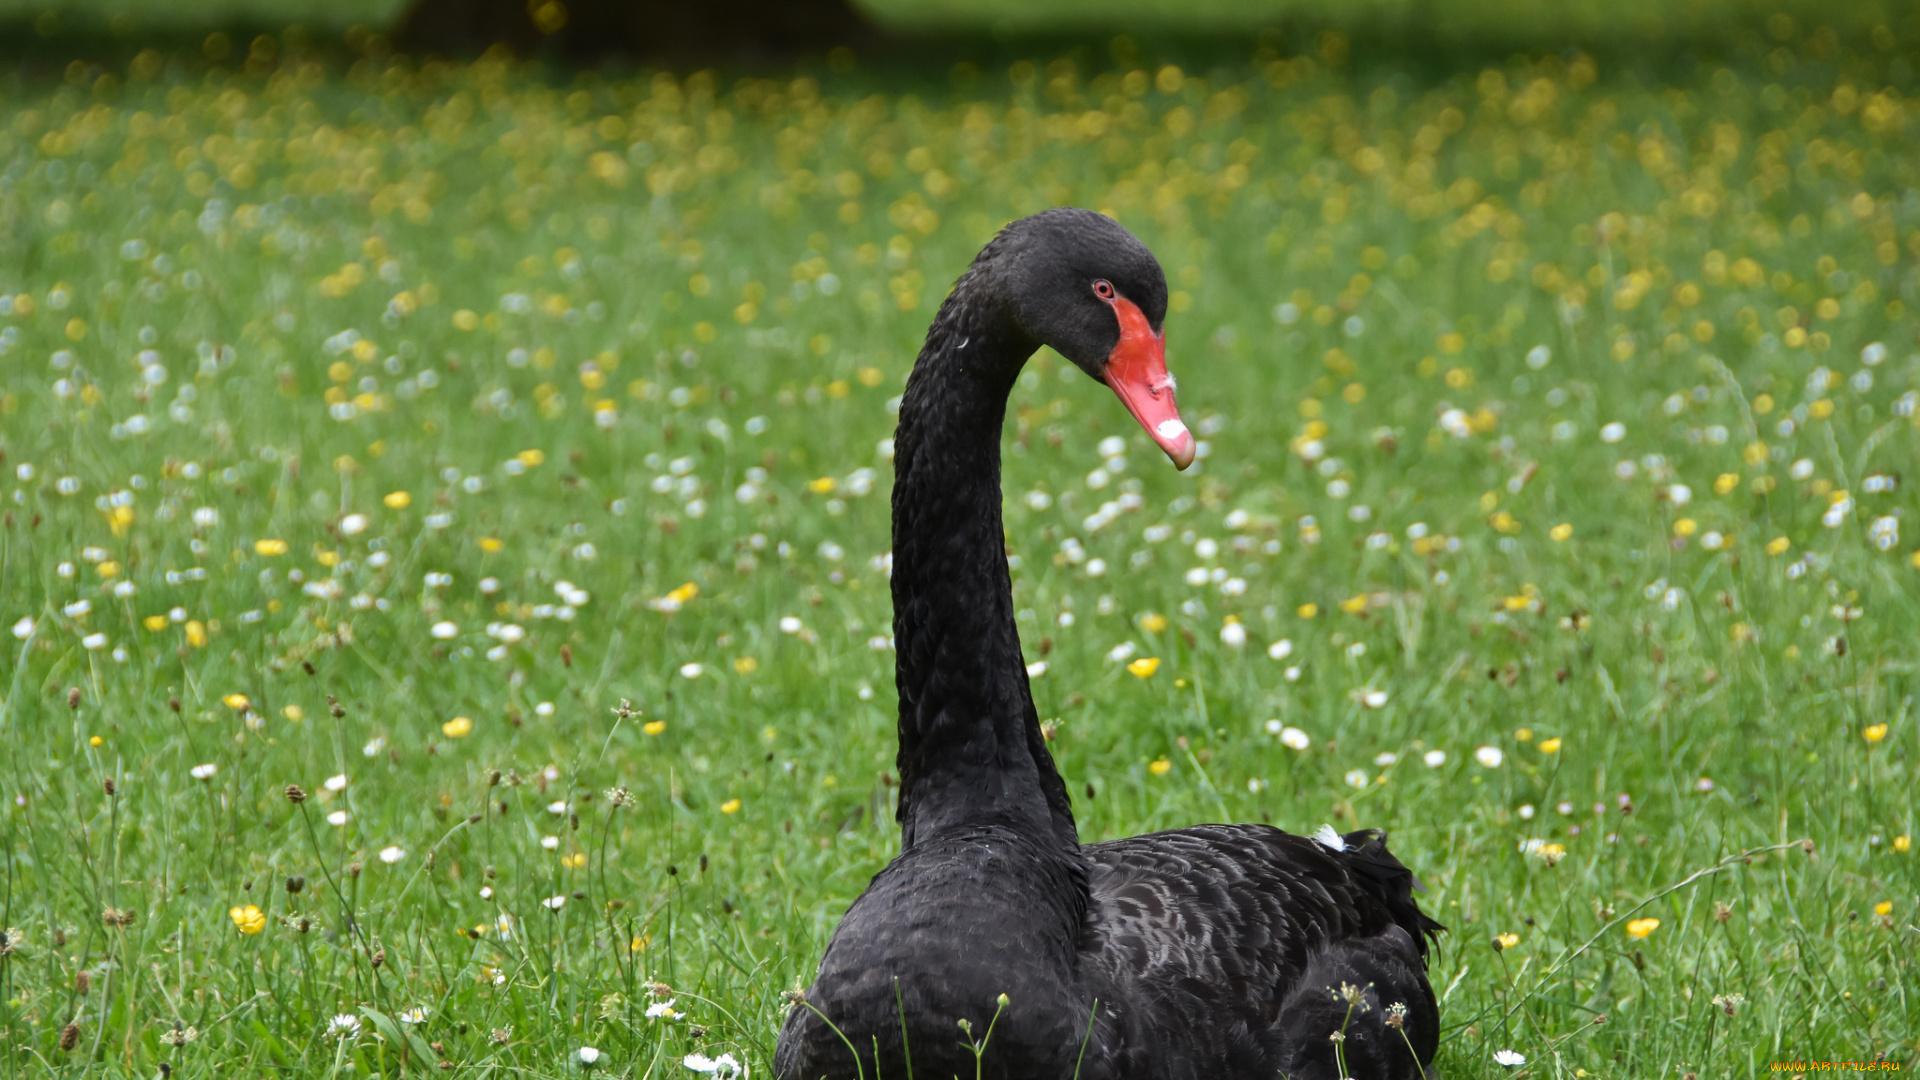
[{"left": 1, "top": 0, "right": 1915, "bottom": 74}]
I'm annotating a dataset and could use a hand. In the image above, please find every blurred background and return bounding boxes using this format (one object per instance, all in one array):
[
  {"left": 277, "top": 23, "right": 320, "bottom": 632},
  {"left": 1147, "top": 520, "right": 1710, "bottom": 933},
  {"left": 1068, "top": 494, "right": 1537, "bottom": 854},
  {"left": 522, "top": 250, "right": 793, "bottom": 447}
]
[{"left": 1, "top": 0, "right": 1914, "bottom": 63}]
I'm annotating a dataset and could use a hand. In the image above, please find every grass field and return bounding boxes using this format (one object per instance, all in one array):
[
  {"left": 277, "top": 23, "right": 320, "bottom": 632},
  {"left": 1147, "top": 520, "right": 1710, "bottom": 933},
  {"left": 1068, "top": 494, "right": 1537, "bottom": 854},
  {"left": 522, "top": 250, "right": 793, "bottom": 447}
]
[{"left": 0, "top": 10, "right": 1917, "bottom": 1079}]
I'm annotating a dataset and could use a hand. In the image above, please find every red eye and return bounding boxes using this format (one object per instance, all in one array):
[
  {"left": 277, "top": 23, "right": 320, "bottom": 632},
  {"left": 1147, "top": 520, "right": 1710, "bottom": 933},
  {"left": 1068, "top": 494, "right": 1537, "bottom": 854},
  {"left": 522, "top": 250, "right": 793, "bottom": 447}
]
[{"left": 1093, "top": 280, "right": 1116, "bottom": 300}]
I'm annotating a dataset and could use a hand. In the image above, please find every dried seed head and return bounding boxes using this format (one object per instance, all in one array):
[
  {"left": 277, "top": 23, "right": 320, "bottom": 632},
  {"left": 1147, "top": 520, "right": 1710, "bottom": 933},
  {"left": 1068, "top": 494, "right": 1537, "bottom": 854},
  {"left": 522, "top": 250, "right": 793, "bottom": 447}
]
[
  {"left": 371, "top": 949, "right": 385, "bottom": 968},
  {"left": 287, "top": 875, "right": 305, "bottom": 894},
  {"left": 102, "top": 778, "right": 116, "bottom": 796},
  {"left": 74, "top": 971, "right": 91, "bottom": 994},
  {"left": 327, "top": 694, "right": 345, "bottom": 719},
  {"left": 1713, "top": 900, "right": 1733, "bottom": 923},
  {"left": 285, "top": 784, "right": 307, "bottom": 804},
  {"left": 347, "top": 861, "right": 362, "bottom": 879},
  {"left": 68, "top": 687, "right": 81, "bottom": 710},
  {"left": 60, "top": 1022, "right": 80, "bottom": 1051}
]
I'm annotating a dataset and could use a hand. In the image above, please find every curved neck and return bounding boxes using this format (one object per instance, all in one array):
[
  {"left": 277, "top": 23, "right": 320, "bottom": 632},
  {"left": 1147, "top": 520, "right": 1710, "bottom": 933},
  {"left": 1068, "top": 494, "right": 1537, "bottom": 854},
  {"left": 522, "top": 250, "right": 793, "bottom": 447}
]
[{"left": 889, "top": 266, "right": 1079, "bottom": 854}]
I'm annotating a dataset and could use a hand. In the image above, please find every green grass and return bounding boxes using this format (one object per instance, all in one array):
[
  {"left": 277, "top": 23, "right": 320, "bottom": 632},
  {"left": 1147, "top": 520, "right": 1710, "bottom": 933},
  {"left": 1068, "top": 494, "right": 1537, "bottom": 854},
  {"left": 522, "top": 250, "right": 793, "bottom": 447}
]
[{"left": 0, "top": 14, "right": 1916, "bottom": 1080}]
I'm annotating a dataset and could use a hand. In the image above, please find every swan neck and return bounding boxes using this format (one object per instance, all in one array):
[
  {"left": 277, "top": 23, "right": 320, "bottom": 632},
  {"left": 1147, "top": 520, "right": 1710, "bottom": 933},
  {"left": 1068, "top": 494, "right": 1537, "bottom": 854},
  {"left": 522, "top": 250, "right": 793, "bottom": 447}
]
[{"left": 889, "top": 275, "right": 1079, "bottom": 853}]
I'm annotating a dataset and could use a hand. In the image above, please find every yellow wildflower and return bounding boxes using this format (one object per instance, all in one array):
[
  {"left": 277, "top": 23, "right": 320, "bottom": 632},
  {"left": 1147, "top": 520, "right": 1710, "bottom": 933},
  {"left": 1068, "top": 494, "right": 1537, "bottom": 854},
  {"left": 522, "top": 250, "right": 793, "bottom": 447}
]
[
  {"left": 223, "top": 694, "right": 250, "bottom": 710},
  {"left": 1626, "top": 918, "right": 1660, "bottom": 940},
  {"left": 1494, "top": 932, "right": 1519, "bottom": 950},
  {"left": 643, "top": 720, "right": 667, "bottom": 736},
  {"left": 1139, "top": 612, "right": 1168, "bottom": 633},
  {"left": 1863, "top": 723, "right": 1888, "bottom": 743},
  {"left": 721, "top": 799, "right": 742, "bottom": 814},
  {"left": 442, "top": 716, "right": 473, "bottom": 738},
  {"left": 1549, "top": 523, "right": 1572, "bottom": 541},
  {"left": 1297, "top": 602, "right": 1319, "bottom": 619},
  {"left": 1538, "top": 737, "right": 1562, "bottom": 754},
  {"left": 1148, "top": 758, "right": 1172, "bottom": 776},
  {"left": 1765, "top": 536, "right": 1791, "bottom": 556},
  {"left": 384, "top": 491, "right": 411, "bottom": 509},
  {"left": 229, "top": 905, "right": 267, "bottom": 935},
  {"left": 254, "top": 539, "right": 289, "bottom": 556},
  {"left": 1127, "top": 657, "right": 1161, "bottom": 678}
]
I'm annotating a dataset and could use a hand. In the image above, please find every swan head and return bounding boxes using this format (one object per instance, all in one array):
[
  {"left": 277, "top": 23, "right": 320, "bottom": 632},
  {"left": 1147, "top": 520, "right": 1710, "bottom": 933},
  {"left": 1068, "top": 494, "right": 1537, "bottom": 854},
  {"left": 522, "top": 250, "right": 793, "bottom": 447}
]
[{"left": 993, "top": 209, "right": 1195, "bottom": 470}]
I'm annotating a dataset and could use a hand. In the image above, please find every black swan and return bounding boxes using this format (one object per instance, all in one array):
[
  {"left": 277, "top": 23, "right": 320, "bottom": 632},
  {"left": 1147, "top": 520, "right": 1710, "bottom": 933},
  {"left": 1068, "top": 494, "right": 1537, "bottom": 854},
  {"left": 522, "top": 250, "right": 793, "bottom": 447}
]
[{"left": 775, "top": 208, "right": 1442, "bottom": 1080}]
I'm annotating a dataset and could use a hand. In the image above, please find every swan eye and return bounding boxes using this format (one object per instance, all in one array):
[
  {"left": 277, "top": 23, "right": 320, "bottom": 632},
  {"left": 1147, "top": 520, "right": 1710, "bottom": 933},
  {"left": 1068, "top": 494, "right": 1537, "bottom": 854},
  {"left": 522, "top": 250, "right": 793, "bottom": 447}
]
[{"left": 1092, "top": 280, "right": 1116, "bottom": 300}]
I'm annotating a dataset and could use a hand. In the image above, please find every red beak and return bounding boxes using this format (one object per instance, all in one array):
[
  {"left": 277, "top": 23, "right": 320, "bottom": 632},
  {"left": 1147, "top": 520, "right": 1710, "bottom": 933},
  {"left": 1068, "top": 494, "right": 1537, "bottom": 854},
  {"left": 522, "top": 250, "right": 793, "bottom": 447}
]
[{"left": 1103, "top": 296, "right": 1194, "bottom": 470}]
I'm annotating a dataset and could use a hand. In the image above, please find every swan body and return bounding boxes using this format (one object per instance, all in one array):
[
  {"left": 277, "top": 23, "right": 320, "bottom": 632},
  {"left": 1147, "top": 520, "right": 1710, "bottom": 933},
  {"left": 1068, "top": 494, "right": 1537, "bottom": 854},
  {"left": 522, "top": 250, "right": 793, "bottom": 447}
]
[{"left": 775, "top": 209, "right": 1441, "bottom": 1080}]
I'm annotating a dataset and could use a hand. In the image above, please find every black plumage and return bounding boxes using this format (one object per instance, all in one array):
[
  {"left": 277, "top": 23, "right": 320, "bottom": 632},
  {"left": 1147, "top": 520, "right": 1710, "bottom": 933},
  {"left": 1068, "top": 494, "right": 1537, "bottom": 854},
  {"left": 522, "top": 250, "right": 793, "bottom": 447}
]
[{"left": 775, "top": 209, "right": 1443, "bottom": 1080}]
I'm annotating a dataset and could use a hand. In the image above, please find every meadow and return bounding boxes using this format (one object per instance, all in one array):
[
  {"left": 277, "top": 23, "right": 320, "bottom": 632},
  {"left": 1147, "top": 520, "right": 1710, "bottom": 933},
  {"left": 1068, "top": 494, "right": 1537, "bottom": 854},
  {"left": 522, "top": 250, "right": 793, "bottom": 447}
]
[{"left": 0, "top": 9, "right": 1916, "bottom": 1078}]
